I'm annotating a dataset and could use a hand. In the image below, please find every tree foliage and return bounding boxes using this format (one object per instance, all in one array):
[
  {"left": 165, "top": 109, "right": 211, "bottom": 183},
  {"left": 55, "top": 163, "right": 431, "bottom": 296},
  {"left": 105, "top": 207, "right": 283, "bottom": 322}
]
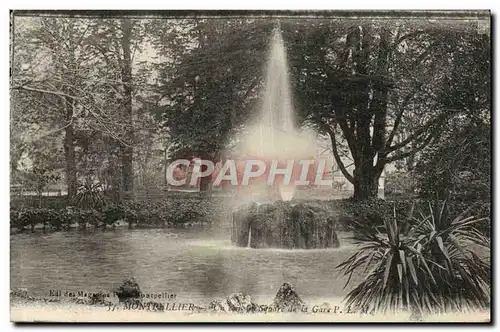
[
  {"left": 283, "top": 19, "right": 489, "bottom": 200},
  {"left": 11, "top": 14, "right": 490, "bottom": 201},
  {"left": 415, "top": 31, "right": 490, "bottom": 202},
  {"left": 11, "top": 16, "right": 161, "bottom": 201}
]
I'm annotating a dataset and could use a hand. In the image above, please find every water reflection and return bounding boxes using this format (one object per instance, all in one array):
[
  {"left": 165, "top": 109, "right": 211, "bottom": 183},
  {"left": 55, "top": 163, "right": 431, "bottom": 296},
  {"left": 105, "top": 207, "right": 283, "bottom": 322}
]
[{"left": 11, "top": 229, "right": 360, "bottom": 304}]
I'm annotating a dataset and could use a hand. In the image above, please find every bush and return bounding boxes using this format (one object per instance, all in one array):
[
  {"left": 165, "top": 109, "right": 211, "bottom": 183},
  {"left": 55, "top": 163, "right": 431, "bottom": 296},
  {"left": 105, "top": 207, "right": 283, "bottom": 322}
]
[
  {"left": 122, "top": 201, "right": 164, "bottom": 228},
  {"left": 119, "top": 198, "right": 220, "bottom": 228},
  {"left": 415, "top": 119, "right": 490, "bottom": 202},
  {"left": 337, "top": 201, "right": 490, "bottom": 316},
  {"left": 385, "top": 171, "right": 417, "bottom": 198},
  {"left": 103, "top": 204, "right": 126, "bottom": 226},
  {"left": 9, "top": 198, "right": 226, "bottom": 230},
  {"left": 70, "top": 209, "right": 104, "bottom": 229},
  {"left": 329, "top": 198, "right": 415, "bottom": 233},
  {"left": 10, "top": 207, "right": 31, "bottom": 230},
  {"left": 72, "top": 181, "right": 107, "bottom": 210},
  {"left": 10, "top": 207, "right": 71, "bottom": 231}
]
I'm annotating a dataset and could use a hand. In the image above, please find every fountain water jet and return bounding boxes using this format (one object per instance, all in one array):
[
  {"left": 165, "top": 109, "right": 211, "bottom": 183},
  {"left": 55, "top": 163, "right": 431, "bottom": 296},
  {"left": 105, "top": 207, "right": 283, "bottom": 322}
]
[
  {"left": 230, "top": 26, "right": 340, "bottom": 249},
  {"left": 239, "top": 26, "right": 315, "bottom": 201},
  {"left": 262, "top": 27, "right": 295, "bottom": 202}
]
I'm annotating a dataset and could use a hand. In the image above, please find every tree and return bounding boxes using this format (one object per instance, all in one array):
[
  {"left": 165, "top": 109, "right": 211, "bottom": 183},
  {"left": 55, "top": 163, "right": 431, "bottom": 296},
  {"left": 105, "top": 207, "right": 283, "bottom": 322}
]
[
  {"left": 84, "top": 18, "right": 151, "bottom": 197},
  {"left": 12, "top": 16, "right": 153, "bottom": 202},
  {"left": 415, "top": 28, "right": 490, "bottom": 202},
  {"left": 153, "top": 19, "right": 272, "bottom": 193},
  {"left": 284, "top": 19, "right": 489, "bottom": 200},
  {"left": 12, "top": 17, "right": 94, "bottom": 200}
]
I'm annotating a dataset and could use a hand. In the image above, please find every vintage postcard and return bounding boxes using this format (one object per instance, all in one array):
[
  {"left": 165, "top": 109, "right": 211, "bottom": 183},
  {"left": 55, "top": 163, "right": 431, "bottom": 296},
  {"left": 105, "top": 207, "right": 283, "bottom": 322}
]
[{"left": 10, "top": 10, "right": 491, "bottom": 323}]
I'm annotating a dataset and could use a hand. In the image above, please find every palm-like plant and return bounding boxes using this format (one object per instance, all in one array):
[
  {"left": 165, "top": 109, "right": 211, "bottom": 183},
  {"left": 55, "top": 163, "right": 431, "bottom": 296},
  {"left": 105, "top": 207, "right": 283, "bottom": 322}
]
[
  {"left": 337, "top": 201, "right": 490, "bottom": 316},
  {"left": 72, "top": 179, "right": 106, "bottom": 209}
]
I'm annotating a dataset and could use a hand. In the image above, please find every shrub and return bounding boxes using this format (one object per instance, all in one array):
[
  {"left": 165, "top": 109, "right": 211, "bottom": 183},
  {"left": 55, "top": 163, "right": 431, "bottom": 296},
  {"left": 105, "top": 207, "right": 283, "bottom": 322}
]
[
  {"left": 167, "top": 199, "right": 211, "bottom": 225},
  {"left": 10, "top": 208, "right": 23, "bottom": 229},
  {"left": 118, "top": 198, "right": 219, "bottom": 227},
  {"left": 335, "top": 198, "right": 414, "bottom": 233},
  {"left": 10, "top": 196, "right": 230, "bottom": 230},
  {"left": 46, "top": 208, "right": 71, "bottom": 230},
  {"left": 103, "top": 204, "right": 126, "bottom": 226},
  {"left": 72, "top": 181, "right": 107, "bottom": 210},
  {"left": 71, "top": 209, "right": 104, "bottom": 229},
  {"left": 337, "top": 201, "right": 490, "bottom": 316},
  {"left": 10, "top": 207, "right": 71, "bottom": 231},
  {"left": 385, "top": 171, "right": 417, "bottom": 198},
  {"left": 10, "top": 207, "right": 32, "bottom": 230}
]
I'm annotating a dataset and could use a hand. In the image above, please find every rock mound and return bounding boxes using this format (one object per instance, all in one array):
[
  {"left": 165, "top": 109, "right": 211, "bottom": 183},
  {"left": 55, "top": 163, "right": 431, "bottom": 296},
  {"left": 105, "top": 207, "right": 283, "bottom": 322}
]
[
  {"left": 232, "top": 201, "right": 340, "bottom": 249},
  {"left": 114, "top": 277, "right": 141, "bottom": 302},
  {"left": 208, "top": 282, "right": 305, "bottom": 314},
  {"left": 272, "top": 282, "right": 304, "bottom": 311}
]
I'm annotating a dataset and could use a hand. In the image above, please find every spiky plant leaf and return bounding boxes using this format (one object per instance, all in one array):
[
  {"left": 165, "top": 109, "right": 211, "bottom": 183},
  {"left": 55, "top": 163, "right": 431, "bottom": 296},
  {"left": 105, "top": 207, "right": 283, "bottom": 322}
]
[{"left": 336, "top": 201, "right": 490, "bottom": 316}]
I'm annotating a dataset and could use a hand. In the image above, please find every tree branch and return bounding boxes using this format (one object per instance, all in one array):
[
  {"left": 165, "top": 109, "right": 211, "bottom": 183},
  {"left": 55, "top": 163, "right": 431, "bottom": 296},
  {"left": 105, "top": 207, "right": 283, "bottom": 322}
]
[
  {"left": 384, "top": 92, "right": 416, "bottom": 150},
  {"left": 385, "top": 131, "right": 435, "bottom": 163},
  {"left": 327, "top": 125, "right": 355, "bottom": 184},
  {"left": 386, "top": 112, "right": 447, "bottom": 153},
  {"left": 13, "top": 85, "right": 79, "bottom": 100},
  {"left": 38, "top": 120, "right": 74, "bottom": 139},
  {"left": 335, "top": 112, "right": 358, "bottom": 162},
  {"left": 14, "top": 85, "right": 133, "bottom": 148}
]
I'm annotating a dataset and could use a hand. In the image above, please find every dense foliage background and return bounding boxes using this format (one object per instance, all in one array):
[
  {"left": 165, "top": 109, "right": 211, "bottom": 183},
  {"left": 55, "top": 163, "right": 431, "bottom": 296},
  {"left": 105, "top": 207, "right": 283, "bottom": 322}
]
[{"left": 11, "top": 15, "right": 490, "bottom": 203}]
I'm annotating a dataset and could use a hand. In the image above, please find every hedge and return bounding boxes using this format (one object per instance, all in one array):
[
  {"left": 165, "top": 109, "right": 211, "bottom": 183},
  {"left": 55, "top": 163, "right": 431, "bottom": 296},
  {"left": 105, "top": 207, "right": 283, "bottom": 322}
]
[
  {"left": 10, "top": 198, "right": 228, "bottom": 231},
  {"left": 10, "top": 197, "right": 490, "bottom": 234},
  {"left": 323, "top": 198, "right": 491, "bottom": 234}
]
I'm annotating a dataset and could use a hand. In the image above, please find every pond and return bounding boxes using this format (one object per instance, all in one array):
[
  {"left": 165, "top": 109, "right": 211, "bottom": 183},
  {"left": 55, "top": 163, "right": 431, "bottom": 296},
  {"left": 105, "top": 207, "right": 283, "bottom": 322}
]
[{"left": 10, "top": 228, "right": 362, "bottom": 306}]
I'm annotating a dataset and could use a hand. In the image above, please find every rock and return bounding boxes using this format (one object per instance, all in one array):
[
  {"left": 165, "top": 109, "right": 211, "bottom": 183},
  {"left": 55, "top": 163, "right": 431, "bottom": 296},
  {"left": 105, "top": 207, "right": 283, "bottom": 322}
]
[
  {"left": 114, "top": 277, "right": 141, "bottom": 302},
  {"left": 70, "top": 292, "right": 111, "bottom": 306},
  {"left": 272, "top": 282, "right": 304, "bottom": 311},
  {"left": 409, "top": 311, "right": 424, "bottom": 322},
  {"left": 249, "top": 302, "right": 260, "bottom": 313},
  {"left": 226, "top": 293, "right": 255, "bottom": 313},
  {"left": 189, "top": 304, "right": 208, "bottom": 314},
  {"left": 257, "top": 304, "right": 270, "bottom": 312}
]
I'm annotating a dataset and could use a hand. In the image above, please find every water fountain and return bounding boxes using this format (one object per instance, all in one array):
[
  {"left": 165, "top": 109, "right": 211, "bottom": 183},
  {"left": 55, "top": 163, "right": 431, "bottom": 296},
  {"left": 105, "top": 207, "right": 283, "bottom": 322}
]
[{"left": 231, "top": 26, "right": 340, "bottom": 249}]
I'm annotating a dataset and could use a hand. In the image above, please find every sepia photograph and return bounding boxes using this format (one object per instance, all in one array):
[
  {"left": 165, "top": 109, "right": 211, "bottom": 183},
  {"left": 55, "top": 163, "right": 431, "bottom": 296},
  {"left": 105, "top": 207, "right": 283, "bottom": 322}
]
[{"left": 9, "top": 10, "right": 491, "bottom": 323}]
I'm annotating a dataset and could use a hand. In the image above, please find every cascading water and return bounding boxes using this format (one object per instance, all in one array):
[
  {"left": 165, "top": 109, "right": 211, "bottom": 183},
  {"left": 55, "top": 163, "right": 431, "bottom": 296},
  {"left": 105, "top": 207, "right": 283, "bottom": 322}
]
[{"left": 247, "top": 226, "right": 252, "bottom": 248}]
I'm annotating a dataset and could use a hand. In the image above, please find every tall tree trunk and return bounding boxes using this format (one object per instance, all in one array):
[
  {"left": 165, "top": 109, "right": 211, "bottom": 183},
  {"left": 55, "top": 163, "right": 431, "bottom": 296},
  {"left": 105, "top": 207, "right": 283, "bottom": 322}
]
[
  {"left": 105, "top": 136, "right": 122, "bottom": 203},
  {"left": 63, "top": 97, "right": 77, "bottom": 202},
  {"left": 120, "top": 19, "right": 134, "bottom": 196},
  {"left": 353, "top": 162, "right": 381, "bottom": 200},
  {"left": 334, "top": 25, "right": 389, "bottom": 201}
]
